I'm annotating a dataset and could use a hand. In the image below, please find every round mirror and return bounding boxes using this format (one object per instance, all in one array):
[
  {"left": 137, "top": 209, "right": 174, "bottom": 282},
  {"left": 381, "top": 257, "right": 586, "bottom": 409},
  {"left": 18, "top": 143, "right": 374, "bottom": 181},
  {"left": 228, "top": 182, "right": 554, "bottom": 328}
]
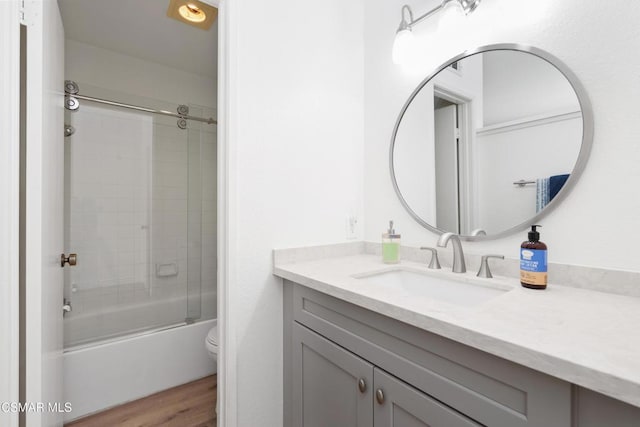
[{"left": 390, "top": 44, "right": 593, "bottom": 239}]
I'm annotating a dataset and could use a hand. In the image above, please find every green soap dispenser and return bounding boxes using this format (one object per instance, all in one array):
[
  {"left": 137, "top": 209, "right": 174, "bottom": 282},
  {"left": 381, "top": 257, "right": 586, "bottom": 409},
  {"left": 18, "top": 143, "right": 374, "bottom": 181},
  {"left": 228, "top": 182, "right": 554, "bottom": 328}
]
[
  {"left": 382, "top": 220, "right": 401, "bottom": 264},
  {"left": 520, "top": 225, "right": 548, "bottom": 289}
]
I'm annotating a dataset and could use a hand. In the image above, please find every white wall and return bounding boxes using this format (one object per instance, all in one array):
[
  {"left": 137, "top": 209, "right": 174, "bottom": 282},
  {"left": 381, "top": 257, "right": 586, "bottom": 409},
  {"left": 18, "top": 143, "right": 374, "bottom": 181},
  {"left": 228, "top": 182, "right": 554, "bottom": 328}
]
[
  {"left": 364, "top": 0, "right": 640, "bottom": 271},
  {"left": 227, "top": 0, "right": 365, "bottom": 425},
  {"left": 476, "top": 116, "right": 582, "bottom": 233},
  {"left": 65, "top": 40, "right": 216, "bottom": 109},
  {"left": 482, "top": 50, "right": 580, "bottom": 126}
]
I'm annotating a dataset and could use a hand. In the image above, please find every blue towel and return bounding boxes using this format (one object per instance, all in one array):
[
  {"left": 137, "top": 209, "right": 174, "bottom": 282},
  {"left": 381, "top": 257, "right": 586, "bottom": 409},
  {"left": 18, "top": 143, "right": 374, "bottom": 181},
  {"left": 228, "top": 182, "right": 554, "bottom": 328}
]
[
  {"left": 536, "top": 178, "right": 549, "bottom": 213},
  {"left": 549, "top": 174, "right": 570, "bottom": 201}
]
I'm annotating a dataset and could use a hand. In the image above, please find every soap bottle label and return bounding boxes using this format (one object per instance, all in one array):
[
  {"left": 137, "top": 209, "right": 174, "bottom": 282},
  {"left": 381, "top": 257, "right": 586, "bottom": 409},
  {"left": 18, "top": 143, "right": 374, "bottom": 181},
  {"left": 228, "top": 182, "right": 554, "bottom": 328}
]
[{"left": 520, "top": 249, "right": 547, "bottom": 285}]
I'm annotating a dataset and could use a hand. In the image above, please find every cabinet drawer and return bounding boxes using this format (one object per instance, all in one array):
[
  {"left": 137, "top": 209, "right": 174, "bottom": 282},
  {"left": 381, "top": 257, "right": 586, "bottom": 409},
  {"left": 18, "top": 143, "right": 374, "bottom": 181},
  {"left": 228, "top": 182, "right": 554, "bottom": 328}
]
[{"left": 291, "top": 282, "right": 571, "bottom": 427}]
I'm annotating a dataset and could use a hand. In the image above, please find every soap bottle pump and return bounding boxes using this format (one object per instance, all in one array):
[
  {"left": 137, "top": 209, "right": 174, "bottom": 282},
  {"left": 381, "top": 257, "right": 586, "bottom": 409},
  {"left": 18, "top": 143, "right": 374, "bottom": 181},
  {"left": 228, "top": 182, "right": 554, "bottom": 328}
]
[
  {"left": 520, "top": 225, "right": 548, "bottom": 289},
  {"left": 382, "top": 220, "right": 401, "bottom": 264}
]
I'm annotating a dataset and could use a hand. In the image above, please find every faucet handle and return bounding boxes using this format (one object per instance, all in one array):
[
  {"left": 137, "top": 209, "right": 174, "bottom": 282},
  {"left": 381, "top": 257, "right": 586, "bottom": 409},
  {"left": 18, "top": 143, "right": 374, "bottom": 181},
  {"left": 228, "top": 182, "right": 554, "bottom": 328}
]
[
  {"left": 477, "top": 254, "right": 504, "bottom": 278},
  {"left": 420, "top": 247, "right": 441, "bottom": 269}
]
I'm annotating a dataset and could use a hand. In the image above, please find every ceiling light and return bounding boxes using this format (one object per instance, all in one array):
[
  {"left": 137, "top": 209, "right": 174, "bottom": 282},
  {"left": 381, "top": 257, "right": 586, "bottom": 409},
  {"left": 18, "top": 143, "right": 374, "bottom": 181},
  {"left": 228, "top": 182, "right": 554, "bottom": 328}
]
[
  {"left": 392, "top": 0, "right": 481, "bottom": 65},
  {"left": 167, "top": 0, "right": 217, "bottom": 30},
  {"left": 179, "top": 4, "right": 206, "bottom": 23}
]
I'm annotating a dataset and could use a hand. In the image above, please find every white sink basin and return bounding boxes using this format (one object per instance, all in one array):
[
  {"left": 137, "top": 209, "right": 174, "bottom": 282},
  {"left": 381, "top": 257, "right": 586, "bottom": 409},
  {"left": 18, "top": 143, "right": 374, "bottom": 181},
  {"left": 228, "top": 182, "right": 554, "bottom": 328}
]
[{"left": 355, "top": 268, "right": 511, "bottom": 308}]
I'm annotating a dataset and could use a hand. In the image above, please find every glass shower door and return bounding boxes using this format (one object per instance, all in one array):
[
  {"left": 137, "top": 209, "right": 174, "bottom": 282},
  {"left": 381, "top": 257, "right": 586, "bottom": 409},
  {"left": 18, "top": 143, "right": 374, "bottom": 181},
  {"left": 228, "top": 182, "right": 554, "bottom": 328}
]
[{"left": 63, "top": 88, "right": 209, "bottom": 348}]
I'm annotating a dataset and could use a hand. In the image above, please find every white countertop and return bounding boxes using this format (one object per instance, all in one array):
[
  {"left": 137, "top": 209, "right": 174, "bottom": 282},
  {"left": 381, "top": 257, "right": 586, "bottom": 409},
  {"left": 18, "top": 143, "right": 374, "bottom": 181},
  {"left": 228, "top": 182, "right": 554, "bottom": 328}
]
[{"left": 274, "top": 253, "right": 640, "bottom": 408}]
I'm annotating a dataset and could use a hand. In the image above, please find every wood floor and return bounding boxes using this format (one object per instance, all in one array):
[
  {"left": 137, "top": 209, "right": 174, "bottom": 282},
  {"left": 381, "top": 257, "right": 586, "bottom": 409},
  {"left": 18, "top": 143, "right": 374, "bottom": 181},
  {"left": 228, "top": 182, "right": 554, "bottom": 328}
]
[{"left": 65, "top": 375, "right": 217, "bottom": 427}]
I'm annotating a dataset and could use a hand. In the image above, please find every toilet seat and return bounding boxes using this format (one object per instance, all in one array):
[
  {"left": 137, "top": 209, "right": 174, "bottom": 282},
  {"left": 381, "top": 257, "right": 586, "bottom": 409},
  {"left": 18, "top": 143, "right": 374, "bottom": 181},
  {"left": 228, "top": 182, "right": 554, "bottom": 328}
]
[
  {"left": 205, "top": 325, "right": 218, "bottom": 357},
  {"left": 206, "top": 325, "right": 218, "bottom": 346},
  {"left": 205, "top": 323, "right": 219, "bottom": 415}
]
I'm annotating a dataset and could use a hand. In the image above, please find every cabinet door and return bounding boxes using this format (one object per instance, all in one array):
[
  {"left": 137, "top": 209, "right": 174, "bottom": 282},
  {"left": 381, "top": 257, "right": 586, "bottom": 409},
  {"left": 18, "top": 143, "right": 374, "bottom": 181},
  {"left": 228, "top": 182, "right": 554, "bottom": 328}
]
[
  {"left": 374, "top": 368, "right": 481, "bottom": 427},
  {"left": 293, "top": 323, "right": 374, "bottom": 427}
]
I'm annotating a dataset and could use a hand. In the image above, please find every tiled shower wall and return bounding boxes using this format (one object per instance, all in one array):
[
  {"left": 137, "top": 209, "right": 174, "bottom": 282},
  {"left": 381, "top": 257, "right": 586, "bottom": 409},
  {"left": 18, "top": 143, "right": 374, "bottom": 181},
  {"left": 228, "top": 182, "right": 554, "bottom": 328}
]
[{"left": 66, "top": 105, "right": 152, "bottom": 296}]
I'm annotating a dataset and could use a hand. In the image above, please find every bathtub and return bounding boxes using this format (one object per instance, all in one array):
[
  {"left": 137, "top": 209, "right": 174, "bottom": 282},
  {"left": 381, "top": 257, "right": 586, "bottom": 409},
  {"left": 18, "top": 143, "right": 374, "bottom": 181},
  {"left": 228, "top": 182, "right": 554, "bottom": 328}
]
[
  {"left": 63, "top": 315, "right": 216, "bottom": 422},
  {"left": 64, "top": 284, "right": 217, "bottom": 346}
]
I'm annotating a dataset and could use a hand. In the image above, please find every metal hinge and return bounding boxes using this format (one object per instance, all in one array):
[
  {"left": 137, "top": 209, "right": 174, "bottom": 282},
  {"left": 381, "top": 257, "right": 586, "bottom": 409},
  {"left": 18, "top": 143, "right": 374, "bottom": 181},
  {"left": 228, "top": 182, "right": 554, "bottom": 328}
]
[
  {"left": 455, "top": 128, "right": 460, "bottom": 139},
  {"left": 19, "top": 0, "right": 34, "bottom": 26}
]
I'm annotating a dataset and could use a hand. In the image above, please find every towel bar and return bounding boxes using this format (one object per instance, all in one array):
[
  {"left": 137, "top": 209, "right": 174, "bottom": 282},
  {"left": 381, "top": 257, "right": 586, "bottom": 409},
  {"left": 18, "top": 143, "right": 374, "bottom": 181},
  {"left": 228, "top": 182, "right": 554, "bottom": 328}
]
[{"left": 513, "top": 179, "right": 535, "bottom": 187}]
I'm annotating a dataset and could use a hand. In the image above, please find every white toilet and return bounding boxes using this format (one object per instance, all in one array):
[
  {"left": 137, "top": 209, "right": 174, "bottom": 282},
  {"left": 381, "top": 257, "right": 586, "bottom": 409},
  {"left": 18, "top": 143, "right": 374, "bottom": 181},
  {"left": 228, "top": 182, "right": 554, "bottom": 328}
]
[
  {"left": 205, "top": 321, "right": 218, "bottom": 362},
  {"left": 205, "top": 321, "right": 219, "bottom": 414}
]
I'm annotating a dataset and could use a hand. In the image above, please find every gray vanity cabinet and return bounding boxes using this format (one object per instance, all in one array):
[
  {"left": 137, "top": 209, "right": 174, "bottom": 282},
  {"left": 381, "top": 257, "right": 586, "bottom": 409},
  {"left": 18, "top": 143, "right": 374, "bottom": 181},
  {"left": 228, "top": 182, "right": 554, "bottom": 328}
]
[
  {"left": 284, "top": 280, "right": 640, "bottom": 427},
  {"left": 284, "top": 281, "right": 572, "bottom": 427},
  {"left": 293, "top": 323, "right": 480, "bottom": 427}
]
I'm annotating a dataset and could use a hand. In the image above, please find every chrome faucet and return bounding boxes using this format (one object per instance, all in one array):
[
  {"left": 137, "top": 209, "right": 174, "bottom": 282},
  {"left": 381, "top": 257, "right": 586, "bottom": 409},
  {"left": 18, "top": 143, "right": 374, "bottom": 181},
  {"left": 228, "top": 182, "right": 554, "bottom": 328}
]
[
  {"left": 476, "top": 254, "right": 504, "bottom": 278},
  {"left": 470, "top": 228, "right": 487, "bottom": 237},
  {"left": 436, "top": 232, "right": 466, "bottom": 273},
  {"left": 419, "top": 247, "right": 441, "bottom": 269}
]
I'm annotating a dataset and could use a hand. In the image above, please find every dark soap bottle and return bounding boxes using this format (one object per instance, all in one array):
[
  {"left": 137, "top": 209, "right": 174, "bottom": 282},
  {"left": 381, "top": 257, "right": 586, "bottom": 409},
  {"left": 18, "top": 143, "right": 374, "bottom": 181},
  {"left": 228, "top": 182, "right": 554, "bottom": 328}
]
[{"left": 520, "top": 225, "right": 548, "bottom": 290}]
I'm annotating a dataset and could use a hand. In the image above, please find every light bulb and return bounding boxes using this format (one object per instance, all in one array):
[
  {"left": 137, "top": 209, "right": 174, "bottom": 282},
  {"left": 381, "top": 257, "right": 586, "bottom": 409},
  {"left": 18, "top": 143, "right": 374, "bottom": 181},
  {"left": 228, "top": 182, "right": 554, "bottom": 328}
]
[
  {"left": 438, "top": 0, "right": 465, "bottom": 36},
  {"left": 178, "top": 3, "right": 207, "bottom": 23},
  {"left": 392, "top": 28, "right": 415, "bottom": 65}
]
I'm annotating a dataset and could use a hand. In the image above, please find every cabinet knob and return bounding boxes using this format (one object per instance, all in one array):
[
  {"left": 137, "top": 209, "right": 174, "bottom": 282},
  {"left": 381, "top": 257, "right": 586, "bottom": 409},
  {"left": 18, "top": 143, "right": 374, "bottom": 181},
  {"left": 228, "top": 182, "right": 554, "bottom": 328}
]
[
  {"left": 358, "top": 378, "right": 367, "bottom": 393},
  {"left": 60, "top": 253, "right": 77, "bottom": 267},
  {"left": 375, "top": 388, "right": 385, "bottom": 405}
]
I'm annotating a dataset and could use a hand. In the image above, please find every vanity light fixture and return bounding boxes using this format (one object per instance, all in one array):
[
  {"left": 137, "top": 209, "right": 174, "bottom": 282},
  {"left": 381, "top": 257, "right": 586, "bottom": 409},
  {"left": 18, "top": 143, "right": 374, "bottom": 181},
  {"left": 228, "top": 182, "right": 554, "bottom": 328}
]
[
  {"left": 167, "top": 0, "right": 217, "bottom": 30},
  {"left": 392, "top": 0, "right": 482, "bottom": 65}
]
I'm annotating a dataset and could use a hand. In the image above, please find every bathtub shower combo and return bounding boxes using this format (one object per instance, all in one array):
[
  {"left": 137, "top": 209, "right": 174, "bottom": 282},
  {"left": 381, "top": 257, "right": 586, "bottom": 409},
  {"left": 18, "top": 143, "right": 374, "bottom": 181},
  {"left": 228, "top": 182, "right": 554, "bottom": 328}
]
[{"left": 62, "top": 81, "right": 217, "bottom": 421}]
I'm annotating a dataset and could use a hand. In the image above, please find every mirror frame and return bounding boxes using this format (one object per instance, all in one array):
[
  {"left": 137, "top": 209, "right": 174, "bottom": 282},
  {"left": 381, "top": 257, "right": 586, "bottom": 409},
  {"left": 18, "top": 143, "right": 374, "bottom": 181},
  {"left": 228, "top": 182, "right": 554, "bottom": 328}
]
[{"left": 389, "top": 43, "right": 594, "bottom": 240}]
